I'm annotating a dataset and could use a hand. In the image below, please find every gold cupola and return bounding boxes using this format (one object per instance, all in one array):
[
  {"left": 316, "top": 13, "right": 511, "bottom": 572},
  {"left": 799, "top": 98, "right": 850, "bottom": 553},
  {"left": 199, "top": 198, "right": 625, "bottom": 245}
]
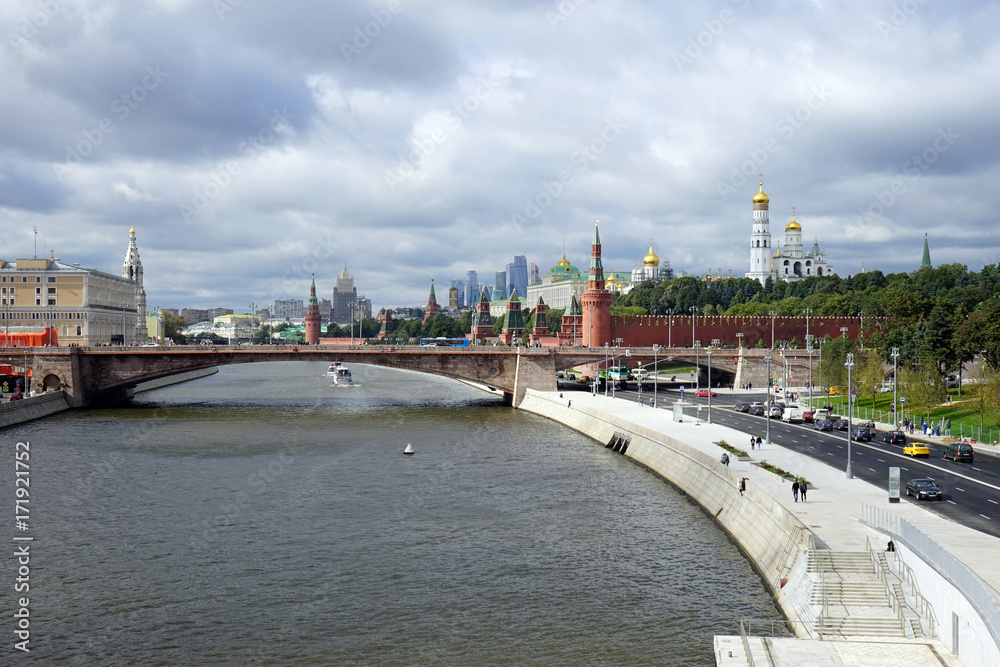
[
  {"left": 753, "top": 176, "right": 769, "bottom": 209},
  {"left": 785, "top": 206, "right": 800, "bottom": 232},
  {"left": 643, "top": 244, "right": 660, "bottom": 267}
]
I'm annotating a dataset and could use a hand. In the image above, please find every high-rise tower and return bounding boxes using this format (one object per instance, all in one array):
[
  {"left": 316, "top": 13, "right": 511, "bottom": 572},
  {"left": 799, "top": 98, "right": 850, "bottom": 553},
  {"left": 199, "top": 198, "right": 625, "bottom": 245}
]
[
  {"left": 746, "top": 177, "right": 775, "bottom": 286},
  {"left": 121, "top": 222, "right": 147, "bottom": 343},
  {"left": 304, "top": 274, "right": 321, "bottom": 344},
  {"left": 580, "top": 220, "right": 612, "bottom": 347}
]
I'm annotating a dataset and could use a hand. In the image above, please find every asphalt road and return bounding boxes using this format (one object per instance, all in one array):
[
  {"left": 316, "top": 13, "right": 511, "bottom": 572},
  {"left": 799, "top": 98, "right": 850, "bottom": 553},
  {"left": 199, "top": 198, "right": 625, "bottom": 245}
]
[{"left": 560, "top": 379, "right": 1000, "bottom": 539}]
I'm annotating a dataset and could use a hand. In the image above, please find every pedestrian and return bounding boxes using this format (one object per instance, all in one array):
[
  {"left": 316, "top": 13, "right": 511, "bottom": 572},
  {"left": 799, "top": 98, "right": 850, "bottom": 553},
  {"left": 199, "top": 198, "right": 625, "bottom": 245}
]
[
  {"left": 720, "top": 453, "right": 730, "bottom": 466},
  {"left": 800, "top": 481, "right": 807, "bottom": 502},
  {"left": 750, "top": 435, "right": 755, "bottom": 451},
  {"left": 792, "top": 480, "right": 800, "bottom": 502},
  {"left": 946, "top": 419, "right": 952, "bottom": 436},
  {"left": 756, "top": 435, "right": 762, "bottom": 448},
  {"left": 739, "top": 477, "right": 747, "bottom": 495}
]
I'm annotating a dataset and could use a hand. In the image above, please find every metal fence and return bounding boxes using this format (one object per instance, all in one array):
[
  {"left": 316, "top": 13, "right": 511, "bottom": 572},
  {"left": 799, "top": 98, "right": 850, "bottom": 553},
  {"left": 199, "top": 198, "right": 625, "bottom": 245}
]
[{"left": 861, "top": 502, "right": 1000, "bottom": 652}]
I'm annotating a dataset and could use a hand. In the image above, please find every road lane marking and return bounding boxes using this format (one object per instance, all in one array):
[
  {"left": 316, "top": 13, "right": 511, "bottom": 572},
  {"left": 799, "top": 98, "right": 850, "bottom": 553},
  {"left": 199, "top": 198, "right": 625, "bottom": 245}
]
[
  {"left": 981, "top": 514, "right": 992, "bottom": 520},
  {"left": 877, "top": 458, "right": 886, "bottom": 462},
  {"left": 956, "top": 487, "right": 966, "bottom": 492},
  {"left": 869, "top": 468, "right": 877, "bottom": 472},
  {"left": 989, "top": 499, "right": 999, "bottom": 505},
  {"left": 947, "top": 500, "right": 957, "bottom": 505}
]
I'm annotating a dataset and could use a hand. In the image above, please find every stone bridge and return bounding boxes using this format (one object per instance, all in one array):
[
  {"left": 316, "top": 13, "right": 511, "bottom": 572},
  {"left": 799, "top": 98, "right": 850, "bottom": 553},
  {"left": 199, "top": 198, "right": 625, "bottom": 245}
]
[{"left": 0, "top": 345, "right": 823, "bottom": 409}]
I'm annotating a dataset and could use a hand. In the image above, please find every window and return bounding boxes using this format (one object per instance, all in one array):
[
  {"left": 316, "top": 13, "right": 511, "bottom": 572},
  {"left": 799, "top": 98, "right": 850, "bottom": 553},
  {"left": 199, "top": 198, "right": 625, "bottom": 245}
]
[
  {"left": 76, "top": 325, "right": 81, "bottom": 336},
  {"left": 47, "top": 288, "right": 55, "bottom": 294},
  {"left": 47, "top": 299, "right": 56, "bottom": 306},
  {"left": 35, "top": 299, "right": 41, "bottom": 306},
  {"left": 35, "top": 288, "right": 41, "bottom": 295},
  {"left": 22, "top": 277, "right": 27, "bottom": 282},
  {"left": 35, "top": 277, "right": 40, "bottom": 283},
  {"left": 47, "top": 277, "right": 55, "bottom": 283}
]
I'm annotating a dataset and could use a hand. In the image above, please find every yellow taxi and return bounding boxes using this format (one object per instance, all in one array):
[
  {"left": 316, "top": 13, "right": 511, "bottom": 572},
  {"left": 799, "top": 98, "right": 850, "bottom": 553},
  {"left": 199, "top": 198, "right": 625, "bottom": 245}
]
[
  {"left": 903, "top": 442, "right": 930, "bottom": 458},
  {"left": 828, "top": 386, "right": 841, "bottom": 395}
]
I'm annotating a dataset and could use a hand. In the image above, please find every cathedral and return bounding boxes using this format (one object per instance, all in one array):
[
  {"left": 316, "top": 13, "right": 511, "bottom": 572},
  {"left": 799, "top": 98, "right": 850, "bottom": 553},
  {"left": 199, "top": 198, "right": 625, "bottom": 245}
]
[{"left": 745, "top": 177, "right": 832, "bottom": 285}]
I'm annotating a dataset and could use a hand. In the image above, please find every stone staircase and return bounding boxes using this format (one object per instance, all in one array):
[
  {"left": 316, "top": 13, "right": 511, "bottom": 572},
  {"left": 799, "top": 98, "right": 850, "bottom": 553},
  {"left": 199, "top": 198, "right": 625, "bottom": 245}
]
[{"left": 807, "top": 551, "right": 907, "bottom": 639}]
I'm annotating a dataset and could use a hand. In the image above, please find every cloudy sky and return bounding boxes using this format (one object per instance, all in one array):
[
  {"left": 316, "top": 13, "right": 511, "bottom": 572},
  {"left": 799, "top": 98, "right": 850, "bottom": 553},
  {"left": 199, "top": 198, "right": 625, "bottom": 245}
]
[{"left": 2, "top": 0, "right": 998, "bottom": 313}]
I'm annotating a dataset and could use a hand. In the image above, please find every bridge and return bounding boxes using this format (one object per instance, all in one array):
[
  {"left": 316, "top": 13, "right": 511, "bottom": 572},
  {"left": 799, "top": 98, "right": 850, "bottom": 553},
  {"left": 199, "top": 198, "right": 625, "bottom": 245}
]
[{"left": 1, "top": 345, "right": 823, "bottom": 408}]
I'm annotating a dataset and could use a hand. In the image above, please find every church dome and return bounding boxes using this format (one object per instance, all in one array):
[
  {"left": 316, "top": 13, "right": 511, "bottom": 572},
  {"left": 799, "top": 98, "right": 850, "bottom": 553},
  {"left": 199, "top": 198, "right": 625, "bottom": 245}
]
[
  {"left": 785, "top": 216, "right": 801, "bottom": 232},
  {"left": 556, "top": 254, "right": 571, "bottom": 267},
  {"left": 753, "top": 180, "right": 769, "bottom": 206},
  {"left": 607, "top": 273, "right": 617, "bottom": 283},
  {"left": 643, "top": 244, "right": 660, "bottom": 266}
]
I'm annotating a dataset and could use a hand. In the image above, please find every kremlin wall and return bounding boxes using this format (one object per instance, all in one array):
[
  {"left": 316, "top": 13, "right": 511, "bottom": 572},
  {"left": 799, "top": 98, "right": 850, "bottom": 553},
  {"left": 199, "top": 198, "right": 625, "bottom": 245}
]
[{"left": 608, "top": 314, "right": 865, "bottom": 349}]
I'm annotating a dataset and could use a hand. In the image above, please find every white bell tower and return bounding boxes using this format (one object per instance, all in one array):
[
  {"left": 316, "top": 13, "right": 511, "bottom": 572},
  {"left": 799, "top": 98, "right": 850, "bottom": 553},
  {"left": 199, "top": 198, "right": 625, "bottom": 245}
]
[
  {"left": 122, "top": 223, "right": 148, "bottom": 343},
  {"left": 746, "top": 175, "right": 775, "bottom": 285}
]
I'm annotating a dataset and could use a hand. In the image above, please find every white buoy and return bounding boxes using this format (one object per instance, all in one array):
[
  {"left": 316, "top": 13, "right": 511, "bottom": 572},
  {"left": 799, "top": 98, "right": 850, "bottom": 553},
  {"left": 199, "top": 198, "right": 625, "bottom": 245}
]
[{"left": 403, "top": 443, "right": 414, "bottom": 455}]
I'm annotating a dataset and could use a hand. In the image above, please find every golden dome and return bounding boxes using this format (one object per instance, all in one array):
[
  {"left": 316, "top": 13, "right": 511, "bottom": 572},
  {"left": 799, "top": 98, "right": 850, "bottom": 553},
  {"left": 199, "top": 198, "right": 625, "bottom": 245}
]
[
  {"left": 752, "top": 178, "right": 769, "bottom": 206},
  {"left": 130, "top": 220, "right": 135, "bottom": 234},
  {"left": 643, "top": 244, "right": 660, "bottom": 267},
  {"left": 556, "top": 254, "right": 571, "bottom": 267},
  {"left": 607, "top": 273, "right": 617, "bottom": 283},
  {"left": 785, "top": 218, "right": 801, "bottom": 232}
]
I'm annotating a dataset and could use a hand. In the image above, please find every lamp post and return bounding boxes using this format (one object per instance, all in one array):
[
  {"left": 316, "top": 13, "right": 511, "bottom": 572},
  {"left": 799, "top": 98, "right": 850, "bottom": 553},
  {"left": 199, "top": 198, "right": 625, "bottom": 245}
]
[
  {"left": 689, "top": 305, "right": 697, "bottom": 347},
  {"left": 248, "top": 302, "right": 257, "bottom": 343},
  {"left": 653, "top": 343, "right": 659, "bottom": 408},
  {"left": 612, "top": 337, "right": 624, "bottom": 400},
  {"left": 764, "top": 350, "right": 773, "bottom": 445},
  {"left": 891, "top": 347, "right": 900, "bottom": 428},
  {"left": 706, "top": 347, "right": 713, "bottom": 424},
  {"left": 604, "top": 342, "right": 609, "bottom": 397},
  {"left": 667, "top": 308, "right": 674, "bottom": 348},
  {"left": 845, "top": 352, "right": 856, "bottom": 478},
  {"left": 806, "top": 334, "right": 814, "bottom": 409},
  {"left": 769, "top": 309, "right": 778, "bottom": 349},
  {"left": 736, "top": 332, "right": 743, "bottom": 349},
  {"left": 858, "top": 311, "right": 864, "bottom": 351},
  {"left": 694, "top": 339, "right": 701, "bottom": 392}
]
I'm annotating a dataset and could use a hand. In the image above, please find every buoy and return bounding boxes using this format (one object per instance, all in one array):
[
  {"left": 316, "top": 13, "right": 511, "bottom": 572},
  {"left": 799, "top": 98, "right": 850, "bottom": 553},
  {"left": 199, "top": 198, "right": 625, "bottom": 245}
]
[{"left": 403, "top": 443, "right": 414, "bottom": 455}]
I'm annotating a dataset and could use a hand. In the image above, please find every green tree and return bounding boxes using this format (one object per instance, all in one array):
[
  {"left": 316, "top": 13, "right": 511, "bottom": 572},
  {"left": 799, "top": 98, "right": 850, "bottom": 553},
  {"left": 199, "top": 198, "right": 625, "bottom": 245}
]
[
  {"left": 953, "top": 298, "right": 1000, "bottom": 370},
  {"left": 161, "top": 312, "right": 188, "bottom": 344},
  {"left": 856, "top": 348, "right": 886, "bottom": 408},
  {"left": 899, "top": 362, "right": 946, "bottom": 424}
]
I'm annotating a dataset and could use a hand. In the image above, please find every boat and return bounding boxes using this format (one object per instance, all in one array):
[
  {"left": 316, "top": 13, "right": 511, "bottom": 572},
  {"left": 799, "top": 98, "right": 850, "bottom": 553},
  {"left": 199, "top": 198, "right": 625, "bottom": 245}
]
[
  {"left": 403, "top": 443, "right": 414, "bottom": 455},
  {"left": 331, "top": 367, "right": 353, "bottom": 385},
  {"left": 326, "top": 361, "right": 342, "bottom": 376}
]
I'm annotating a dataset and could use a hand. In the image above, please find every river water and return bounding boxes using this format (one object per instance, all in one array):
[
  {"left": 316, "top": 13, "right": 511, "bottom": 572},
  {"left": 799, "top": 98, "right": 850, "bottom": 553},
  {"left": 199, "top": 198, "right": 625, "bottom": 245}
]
[{"left": 2, "top": 362, "right": 783, "bottom": 665}]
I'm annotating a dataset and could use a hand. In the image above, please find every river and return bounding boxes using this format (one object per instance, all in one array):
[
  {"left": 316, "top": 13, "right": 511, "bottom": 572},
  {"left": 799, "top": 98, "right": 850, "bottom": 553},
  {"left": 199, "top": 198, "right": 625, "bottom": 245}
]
[{"left": 1, "top": 361, "right": 783, "bottom": 665}]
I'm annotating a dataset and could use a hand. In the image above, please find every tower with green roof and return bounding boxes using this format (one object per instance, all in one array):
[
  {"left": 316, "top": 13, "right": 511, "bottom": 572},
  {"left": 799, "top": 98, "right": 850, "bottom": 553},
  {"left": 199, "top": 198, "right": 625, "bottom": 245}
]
[
  {"left": 501, "top": 290, "right": 524, "bottom": 345},
  {"left": 921, "top": 233, "right": 932, "bottom": 268}
]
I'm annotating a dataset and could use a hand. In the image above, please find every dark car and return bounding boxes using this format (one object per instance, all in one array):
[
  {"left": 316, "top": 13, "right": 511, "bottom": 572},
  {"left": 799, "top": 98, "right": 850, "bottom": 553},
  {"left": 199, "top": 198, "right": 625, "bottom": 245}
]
[
  {"left": 749, "top": 405, "right": 766, "bottom": 416},
  {"left": 833, "top": 418, "right": 850, "bottom": 431},
  {"left": 852, "top": 426, "right": 872, "bottom": 442},
  {"left": 905, "top": 478, "right": 943, "bottom": 501},
  {"left": 882, "top": 430, "right": 906, "bottom": 445},
  {"left": 813, "top": 419, "right": 833, "bottom": 431},
  {"left": 943, "top": 443, "right": 975, "bottom": 463},
  {"left": 735, "top": 402, "right": 751, "bottom": 412}
]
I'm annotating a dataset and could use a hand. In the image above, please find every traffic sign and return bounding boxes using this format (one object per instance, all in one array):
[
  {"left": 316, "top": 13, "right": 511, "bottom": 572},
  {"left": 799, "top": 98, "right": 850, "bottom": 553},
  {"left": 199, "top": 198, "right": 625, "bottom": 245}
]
[{"left": 900, "top": 396, "right": 906, "bottom": 403}]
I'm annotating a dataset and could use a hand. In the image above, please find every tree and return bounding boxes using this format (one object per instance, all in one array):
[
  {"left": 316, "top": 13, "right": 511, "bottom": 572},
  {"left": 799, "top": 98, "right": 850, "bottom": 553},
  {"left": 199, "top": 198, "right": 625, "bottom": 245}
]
[
  {"left": 899, "top": 361, "right": 946, "bottom": 425},
  {"left": 856, "top": 348, "right": 886, "bottom": 409},
  {"left": 953, "top": 298, "right": 1000, "bottom": 370},
  {"left": 966, "top": 361, "right": 1000, "bottom": 433},
  {"left": 818, "top": 334, "right": 855, "bottom": 390},
  {"left": 161, "top": 312, "right": 189, "bottom": 344}
]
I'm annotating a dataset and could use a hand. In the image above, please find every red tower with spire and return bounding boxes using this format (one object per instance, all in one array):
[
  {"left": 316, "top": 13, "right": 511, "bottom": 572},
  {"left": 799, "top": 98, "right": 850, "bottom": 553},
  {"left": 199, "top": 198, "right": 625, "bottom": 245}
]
[
  {"left": 305, "top": 274, "right": 321, "bottom": 344},
  {"left": 422, "top": 279, "right": 441, "bottom": 323},
  {"left": 580, "top": 220, "right": 612, "bottom": 346},
  {"left": 530, "top": 295, "right": 548, "bottom": 344}
]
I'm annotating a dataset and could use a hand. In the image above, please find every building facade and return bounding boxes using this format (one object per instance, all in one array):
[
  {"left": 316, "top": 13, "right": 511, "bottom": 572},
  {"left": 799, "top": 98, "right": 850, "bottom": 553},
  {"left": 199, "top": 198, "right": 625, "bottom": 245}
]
[
  {"left": 272, "top": 299, "right": 304, "bottom": 320},
  {"left": 332, "top": 263, "right": 357, "bottom": 322}
]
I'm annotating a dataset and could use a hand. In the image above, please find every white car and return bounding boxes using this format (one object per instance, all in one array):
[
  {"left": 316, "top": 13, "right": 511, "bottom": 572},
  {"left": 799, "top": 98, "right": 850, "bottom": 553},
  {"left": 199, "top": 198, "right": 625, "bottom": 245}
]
[{"left": 781, "top": 407, "right": 803, "bottom": 423}]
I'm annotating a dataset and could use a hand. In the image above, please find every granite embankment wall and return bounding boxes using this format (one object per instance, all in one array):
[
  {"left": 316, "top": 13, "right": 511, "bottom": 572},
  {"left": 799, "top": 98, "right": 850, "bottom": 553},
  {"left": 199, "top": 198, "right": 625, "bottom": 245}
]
[
  {"left": 133, "top": 367, "right": 218, "bottom": 392},
  {"left": 518, "top": 389, "right": 816, "bottom": 635}
]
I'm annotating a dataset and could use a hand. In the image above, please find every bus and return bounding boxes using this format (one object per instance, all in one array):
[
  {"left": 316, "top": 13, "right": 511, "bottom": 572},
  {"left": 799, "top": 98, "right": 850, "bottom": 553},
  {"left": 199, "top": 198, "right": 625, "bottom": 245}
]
[{"left": 419, "top": 337, "right": 470, "bottom": 347}]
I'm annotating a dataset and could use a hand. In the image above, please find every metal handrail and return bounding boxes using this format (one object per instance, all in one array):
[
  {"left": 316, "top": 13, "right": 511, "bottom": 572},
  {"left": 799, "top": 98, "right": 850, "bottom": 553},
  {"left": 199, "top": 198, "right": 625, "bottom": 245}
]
[
  {"left": 739, "top": 619, "right": 756, "bottom": 667},
  {"left": 818, "top": 554, "right": 827, "bottom": 639},
  {"left": 888, "top": 546, "right": 938, "bottom": 638}
]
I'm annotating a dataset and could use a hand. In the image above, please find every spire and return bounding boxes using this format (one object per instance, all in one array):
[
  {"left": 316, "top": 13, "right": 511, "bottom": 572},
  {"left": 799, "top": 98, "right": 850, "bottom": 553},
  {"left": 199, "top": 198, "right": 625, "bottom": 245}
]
[
  {"left": 429, "top": 278, "right": 437, "bottom": 300},
  {"left": 308, "top": 274, "right": 318, "bottom": 306},
  {"left": 921, "top": 233, "right": 932, "bottom": 268},
  {"left": 588, "top": 219, "right": 605, "bottom": 289}
]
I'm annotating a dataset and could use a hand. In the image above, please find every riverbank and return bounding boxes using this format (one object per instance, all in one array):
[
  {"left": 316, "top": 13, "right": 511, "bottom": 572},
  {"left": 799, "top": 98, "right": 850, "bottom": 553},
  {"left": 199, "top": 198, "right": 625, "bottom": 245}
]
[{"left": 519, "top": 389, "right": 999, "bottom": 666}]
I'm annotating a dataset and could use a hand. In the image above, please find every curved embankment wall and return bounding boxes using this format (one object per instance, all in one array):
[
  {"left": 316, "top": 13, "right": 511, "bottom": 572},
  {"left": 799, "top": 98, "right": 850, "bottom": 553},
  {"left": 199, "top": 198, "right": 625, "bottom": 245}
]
[{"left": 518, "top": 389, "right": 816, "bottom": 635}]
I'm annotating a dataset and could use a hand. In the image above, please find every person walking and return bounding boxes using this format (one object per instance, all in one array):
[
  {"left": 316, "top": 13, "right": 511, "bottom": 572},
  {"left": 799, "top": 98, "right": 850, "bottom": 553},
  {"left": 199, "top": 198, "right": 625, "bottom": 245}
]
[
  {"left": 792, "top": 480, "right": 799, "bottom": 502},
  {"left": 750, "top": 435, "right": 756, "bottom": 451},
  {"left": 720, "top": 453, "right": 730, "bottom": 466},
  {"left": 756, "top": 435, "right": 763, "bottom": 448},
  {"left": 799, "top": 481, "right": 807, "bottom": 502}
]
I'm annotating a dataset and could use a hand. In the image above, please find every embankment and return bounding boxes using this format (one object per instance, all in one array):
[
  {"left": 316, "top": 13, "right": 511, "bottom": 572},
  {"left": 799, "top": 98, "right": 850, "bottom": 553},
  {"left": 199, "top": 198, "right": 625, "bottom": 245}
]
[{"left": 518, "top": 389, "right": 816, "bottom": 634}]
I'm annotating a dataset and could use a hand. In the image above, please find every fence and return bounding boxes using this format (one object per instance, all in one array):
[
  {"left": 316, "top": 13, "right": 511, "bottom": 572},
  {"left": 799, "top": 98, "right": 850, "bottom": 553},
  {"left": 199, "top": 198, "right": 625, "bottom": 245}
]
[{"left": 861, "top": 503, "right": 1000, "bottom": 652}]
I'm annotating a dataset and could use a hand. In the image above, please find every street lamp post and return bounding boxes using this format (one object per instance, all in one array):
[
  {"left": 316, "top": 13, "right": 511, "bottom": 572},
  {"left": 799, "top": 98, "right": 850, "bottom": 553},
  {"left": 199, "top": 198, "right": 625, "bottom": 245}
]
[
  {"left": 769, "top": 309, "right": 777, "bottom": 349},
  {"left": 653, "top": 344, "right": 659, "bottom": 408},
  {"left": 736, "top": 332, "right": 743, "bottom": 348},
  {"left": 689, "top": 306, "right": 697, "bottom": 348},
  {"left": 612, "top": 338, "right": 624, "bottom": 400},
  {"left": 248, "top": 302, "right": 257, "bottom": 343},
  {"left": 694, "top": 339, "right": 701, "bottom": 392},
  {"left": 667, "top": 309, "right": 674, "bottom": 348},
  {"left": 845, "top": 353, "right": 856, "bottom": 478},
  {"left": 706, "top": 347, "right": 713, "bottom": 424},
  {"left": 604, "top": 342, "right": 609, "bottom": 397},
  {"left": 806, "top": 334, "right": 814, "bottom": 409},
  {"left": 891, "top": 347, "right": 900, "bottom": 428},
  {"left": 764, "top": 350, "right": 773, "bottom": 445}
]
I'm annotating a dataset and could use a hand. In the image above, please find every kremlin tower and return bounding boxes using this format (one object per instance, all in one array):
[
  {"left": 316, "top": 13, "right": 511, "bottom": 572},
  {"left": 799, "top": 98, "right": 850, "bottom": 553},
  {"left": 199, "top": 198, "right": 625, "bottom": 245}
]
[
  {"left": 530, "top": 296, "right": 548, "bottom": 344},
  {"left": 304, "top": 274, "right": 321, "bottom": 344},
  {"left": 580, "top": 220, "right": 612, "bottom": 347},
  {"left": 422, "top": 279, "right": 441, "bottom": 323},
  {"left": 746, "top": 176, "right": 773, "bottom": 285}
]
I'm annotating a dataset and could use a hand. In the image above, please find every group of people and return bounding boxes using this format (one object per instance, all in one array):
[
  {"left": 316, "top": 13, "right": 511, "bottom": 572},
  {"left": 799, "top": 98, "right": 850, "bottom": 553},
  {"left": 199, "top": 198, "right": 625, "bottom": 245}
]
[
  {"left": 792, "top": 480, "right": 807, "bottom": 502},
  {"left": 749, "top": 435, "right": 762, "bottom": 450}
]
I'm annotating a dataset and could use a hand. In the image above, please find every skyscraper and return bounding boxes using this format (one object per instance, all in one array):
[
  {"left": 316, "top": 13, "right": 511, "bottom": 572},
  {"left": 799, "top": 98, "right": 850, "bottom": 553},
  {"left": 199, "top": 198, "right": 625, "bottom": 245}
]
[
  {"left": 507, "top": 255, "right": 528, "bottom": 299},
  {"left": 494, "top": 270, "right": 506, "bottom": 300},
  {"left": 464, "top": 271, "right": 479, "bottom": 308}
]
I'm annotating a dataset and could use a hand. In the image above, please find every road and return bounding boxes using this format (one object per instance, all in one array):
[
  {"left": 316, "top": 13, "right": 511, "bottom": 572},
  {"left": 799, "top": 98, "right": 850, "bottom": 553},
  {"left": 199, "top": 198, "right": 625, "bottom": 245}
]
[{"left": 560, "top": 379, "right": 1000, "bottom": 539}]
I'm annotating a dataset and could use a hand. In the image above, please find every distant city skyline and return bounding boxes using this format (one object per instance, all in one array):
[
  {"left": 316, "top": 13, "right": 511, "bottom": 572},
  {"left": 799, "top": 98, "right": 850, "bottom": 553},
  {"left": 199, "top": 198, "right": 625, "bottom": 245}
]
[{"left": 3, "top": 2, "right": 996, "bottom": 312}]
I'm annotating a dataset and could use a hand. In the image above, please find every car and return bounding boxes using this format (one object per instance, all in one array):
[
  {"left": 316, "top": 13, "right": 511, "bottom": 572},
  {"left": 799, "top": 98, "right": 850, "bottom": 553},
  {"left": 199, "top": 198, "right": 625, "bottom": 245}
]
[
  {"left": 904, "top": 443, "right": 930, "bottom": 457},
  {"left": 693, "top": 389, "right": 717, "bottom": 398},
  {"left": 833, "top": 418, "right": 850, "bottom": 431},
  {"left": 943, "top": 443, "right": 974, "bottom": 463},
  {"left": 852, "top": 426, "right": 872, "bottom": 442},
  {"left": 781, "top": 407, "right": 803, "bottom": 423},
  {"left": 801, "top": 409, "right": 815, "bottom": 423},
  {"left": 883, "top": 430, "right": 906, "bottom": 445},
  {"left": 749, "top": 405, "right": 766, "bottom": 416},
  {"left": 813, "top": 419, "right": 833, "bottom": 431},
  {"left": 734, "top": 402, "right": 751, "bottom": 412},
  {"left": 766, "top": 406, "right": 781, "bottom": 418},
  {"left": 905, "top": 478, "right": 943, "bottom": 501}
]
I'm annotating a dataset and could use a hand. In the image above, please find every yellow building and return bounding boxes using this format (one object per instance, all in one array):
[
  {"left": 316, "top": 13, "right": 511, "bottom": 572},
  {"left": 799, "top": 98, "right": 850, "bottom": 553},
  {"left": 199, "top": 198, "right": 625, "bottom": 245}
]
[{"left": 0, "top": 257, "right": 139, "bottom": 345}]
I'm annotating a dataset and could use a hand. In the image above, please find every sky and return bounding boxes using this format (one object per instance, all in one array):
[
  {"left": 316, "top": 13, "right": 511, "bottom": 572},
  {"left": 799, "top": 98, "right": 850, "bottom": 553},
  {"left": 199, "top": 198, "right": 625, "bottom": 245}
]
[{"left": 2, "top": 0, "right": 999, "bottom": 313}]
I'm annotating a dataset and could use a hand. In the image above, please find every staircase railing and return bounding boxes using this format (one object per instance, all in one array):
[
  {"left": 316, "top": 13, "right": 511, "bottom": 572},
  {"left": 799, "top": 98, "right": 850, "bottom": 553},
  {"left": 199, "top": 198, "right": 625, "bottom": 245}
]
[{"left": 888, "top": 546, "right": 939, "bottom": 638}]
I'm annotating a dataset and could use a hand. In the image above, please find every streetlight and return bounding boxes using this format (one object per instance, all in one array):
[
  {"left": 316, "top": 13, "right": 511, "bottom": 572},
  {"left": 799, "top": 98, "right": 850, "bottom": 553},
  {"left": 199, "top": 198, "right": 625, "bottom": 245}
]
[
  {"left": 891, "top": 347, "right": 900, "bottom": 428},
  {"left": 689, "top": 305, "right": 698, "bottom": 347},
  {"left": 845, "top": 353, "right": 856, "bottom": 478},
  {"left": 653, "top": 343, "right": 659, "bottom": 408},
  {"left": 248, "top": 302, "right": 257, "bottom": 342},
  {"left": 736, "top": 332, "right": 743, "bottom": 349},
  {"left": 604, "top": 342, "right": 609, "bottom": 397},
  {"left": 769, "top": 309, "right": 778, "bottom": 349},
  {"left": 858, "top": 311, "right": 864, "bottom": 351},
  {"left": 612, "top": 337, "right": 624, "bottom": 400},
  {"left": 694, "top": 339, "right": 701, "bottom": 392},
  {"left": 764, "top": 350, "right": 773, "bottom": 445},
  {"left": 806, "top": 334, "right": 814, "bottom": 409},
  {"left": 667, "top": 308, "right": 674, "bottom": 348},
  {"left": 706, "top": 346, "right": 713, "bottom": 424}
]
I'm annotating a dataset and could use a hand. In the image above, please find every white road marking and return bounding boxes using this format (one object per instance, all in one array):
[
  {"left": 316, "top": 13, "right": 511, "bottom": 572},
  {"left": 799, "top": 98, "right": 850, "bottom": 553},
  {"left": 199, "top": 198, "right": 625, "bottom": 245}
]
[
  {"left": 877, "top": 458, "right": 886, "bottom": 463},
  {"left": 869, "top": 468, "right": 877, "bottom": 472},
  {"left": 989, "top": 499, "right": 999, "bottom": 505},
  {"left": 956, "top": 487, "right": 966, "bottom": 492},
  {"left": 947, "top": 500, "right": 957, "bottom": 505},
  {"left": 981, "top": 514, "right": 992, "bottom": 520}
]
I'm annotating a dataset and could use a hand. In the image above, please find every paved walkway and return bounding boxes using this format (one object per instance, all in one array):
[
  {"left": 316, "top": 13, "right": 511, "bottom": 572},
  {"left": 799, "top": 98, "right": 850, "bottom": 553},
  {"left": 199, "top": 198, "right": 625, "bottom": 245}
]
[{"left": 553, "top": 391, "right": 1000, "bottom": 666}]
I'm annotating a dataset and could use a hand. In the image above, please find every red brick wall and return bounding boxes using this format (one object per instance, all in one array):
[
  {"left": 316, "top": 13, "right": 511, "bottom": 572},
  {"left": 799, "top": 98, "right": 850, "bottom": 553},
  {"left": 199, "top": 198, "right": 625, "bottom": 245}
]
[{"left": 609, "top": 315, "right": 875, "bottom": 348}]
